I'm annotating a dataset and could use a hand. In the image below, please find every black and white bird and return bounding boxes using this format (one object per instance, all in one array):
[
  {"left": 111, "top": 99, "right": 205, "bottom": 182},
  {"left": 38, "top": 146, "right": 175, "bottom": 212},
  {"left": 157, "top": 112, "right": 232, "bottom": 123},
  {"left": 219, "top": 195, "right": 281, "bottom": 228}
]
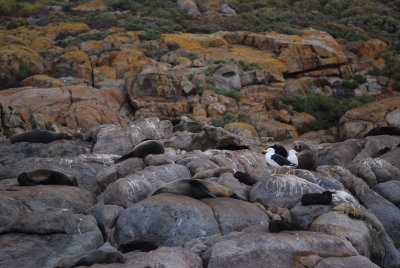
[
  {"left": 286, "top": 149, "right": 299, "bottom": 175},
  {"left": 268, "top": 144, "right": 288, "bottom": 158},
  {"left": 263, "top": 148, "right": 297, "bottom": 176}
]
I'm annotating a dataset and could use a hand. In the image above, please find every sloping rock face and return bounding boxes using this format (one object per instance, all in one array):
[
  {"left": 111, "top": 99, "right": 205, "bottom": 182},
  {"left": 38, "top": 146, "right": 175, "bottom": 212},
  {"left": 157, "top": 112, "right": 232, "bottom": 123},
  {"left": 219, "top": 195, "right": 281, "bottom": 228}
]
[
  {"left": 339, "top": 97, "right": 400, "bottom": 140},
  {"left": 0, "top": 85, "right": 133, "bottom": 136}
]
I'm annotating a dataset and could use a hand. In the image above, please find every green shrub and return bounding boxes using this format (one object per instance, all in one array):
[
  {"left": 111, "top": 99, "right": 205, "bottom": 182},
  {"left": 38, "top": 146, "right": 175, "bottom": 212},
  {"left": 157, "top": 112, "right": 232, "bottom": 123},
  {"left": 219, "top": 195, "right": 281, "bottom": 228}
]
[
  {"left": 211, "top": 112, "right": 252, "bottom": 127},
  {"left": 206, "top": 58, "right": 260, "bottom": 76},
  {"left": 353, "top": 74, "right": 367, "bottom": 84},
  {"left": 0, "top": 0, "right": 17, "bottom": 15},
  {"left": 355, "top": 94, "right": 376, "bottom": 105},
  {"left": 139, "top": 28, "right": 161, "bottom": 40},
  {"left": 13, "top": 63, "right": 31, "bottom": 81},
  {"left": 60, "top": 31, "right": 107, "bottom": 47},
  {"left": 368, "top": 51, "right": 400, "bottom": 91},
  {"left": 342, "top": 80, "right": 359, "bottom": 89},
  {"left": 22, "top": 3, "right": 40, "bottom": 16},
  {"left": 182, "top": 52, "right": 198, "bottom": 61},
  {"left": 207, "top": 86, "right": 241, "bottom": 101},
  {"left": 7, "top": 18, "right": 28, "bottom": 29}
]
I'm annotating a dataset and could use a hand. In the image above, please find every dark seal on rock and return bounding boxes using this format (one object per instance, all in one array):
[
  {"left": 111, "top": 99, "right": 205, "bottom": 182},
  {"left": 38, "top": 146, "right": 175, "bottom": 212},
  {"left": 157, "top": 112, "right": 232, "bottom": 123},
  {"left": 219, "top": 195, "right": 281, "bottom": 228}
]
[
  {"left": 10, "top": 130, "right": 72, "bottom": 144},
  {"left": 363, "top": 126, "right": 400, "bottom": 138},
  {"left": 55, "top": 242, "right": 126, "bottom": 268},
  {"left": 301, "top": 191, "right": 333, "bottom": 206},
  {"left": 18, "top": 169, "right": 78, "bottom": 186},
  {"left": 114, "top": 140, "right": 165, "bottom": 164},
  {"left": 269, "top": 220, "right": 299, "bottom": 233},
  {"left": 153, "top": 179, "right": 245, "bottom": 200},
  {"left": 293, "top": 141, "right": 318, "bottom": 171},
  {"left": 234, "top": 171, "right": 257, "bottom": 186}
]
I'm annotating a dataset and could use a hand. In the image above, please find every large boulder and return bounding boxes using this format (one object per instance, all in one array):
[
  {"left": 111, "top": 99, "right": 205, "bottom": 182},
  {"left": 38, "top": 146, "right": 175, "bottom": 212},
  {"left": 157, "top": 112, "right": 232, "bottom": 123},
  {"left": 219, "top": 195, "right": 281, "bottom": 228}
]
[{"left": 114, "top": 194, "right": 220, "bottom": 248}]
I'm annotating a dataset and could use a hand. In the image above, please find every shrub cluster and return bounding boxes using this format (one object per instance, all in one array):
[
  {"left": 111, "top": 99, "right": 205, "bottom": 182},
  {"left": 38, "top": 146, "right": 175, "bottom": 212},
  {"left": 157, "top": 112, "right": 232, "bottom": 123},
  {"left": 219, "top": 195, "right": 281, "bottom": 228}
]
[{"left": 211, "top": 112, "right": 252, "bottom": 128}]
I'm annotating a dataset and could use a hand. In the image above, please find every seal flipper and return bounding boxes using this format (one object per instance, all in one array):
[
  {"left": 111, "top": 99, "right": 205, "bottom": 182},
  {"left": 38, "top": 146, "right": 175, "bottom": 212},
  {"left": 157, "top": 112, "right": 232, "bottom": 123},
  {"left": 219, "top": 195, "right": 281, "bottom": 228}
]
[
  {"left": 231, "top": 193, "right": 246, "bottom": 201},
  {"left": 190, "top": 180, "right": 217, "bottom": 198},
  {"left": 114, "top": 154, "right": 130, "bottom": 164}
]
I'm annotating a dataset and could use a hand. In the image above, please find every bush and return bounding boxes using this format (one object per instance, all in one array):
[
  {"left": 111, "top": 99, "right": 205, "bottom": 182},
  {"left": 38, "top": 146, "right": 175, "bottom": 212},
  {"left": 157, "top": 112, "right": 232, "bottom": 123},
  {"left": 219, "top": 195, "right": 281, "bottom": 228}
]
[
  {"left": 342, "top": 80, "right": 359, "bottom": 89},
  {"left": 22, "top": 3, "right": 40, "bottom": 16},
  {"left": 60, "top": 31, "right": 107, "bottom": 47},
  {"left": 355, "top": 94, "right": 376, "bottom": 105},
  {"left": 13, "top": 63, "right": 31, "bottom": 81},
  {"left": 207, "top": 86, "right": 241, "bottom": 101},
  {"left": 211, "top": 112, "right": 252, "bottom": 127},
  {"left": 139, "top": 28, "right": 161, "bottom": 40},
  {"left": 7, "top": 18, "right": 28, "bottom": 29},
  {"left": 353, "top": 74, "right": 367, "bottom": 84},
  {"left": 0, "top": 0, "right": 17, "bottom": 15},
  {"left": 368, "top": 51, "right": 400, "bottom": 91},
  {"left": 206, "top": 58, "right": 260, "bottom": 76}
]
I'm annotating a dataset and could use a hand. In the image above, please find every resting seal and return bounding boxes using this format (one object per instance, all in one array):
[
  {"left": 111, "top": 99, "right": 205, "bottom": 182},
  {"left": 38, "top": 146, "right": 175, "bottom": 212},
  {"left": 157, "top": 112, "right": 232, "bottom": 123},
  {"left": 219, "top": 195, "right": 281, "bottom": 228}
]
[
  {"left": 301, "top": 191, "right": 333, "bottom": 206},
  {"left": 114, "top": 140, "right": 165, "bottom": 164},
  {"left": 18, "top": 169, "right": 77, "bottom": 186},
  {"left": 153, "top": 179, "right": 245, "bottom": 200},
  {"left": 269, "top": 219, "right": 299, "bottom": 233},
  {"left": 234, "top": 171, "right": 257, "bottom": 186},
  {"left": 10, "top": 130, "right": 72, "bottom": 144},
  {"left": 293, "top": 141, "right": 318, "bottom": 171}
]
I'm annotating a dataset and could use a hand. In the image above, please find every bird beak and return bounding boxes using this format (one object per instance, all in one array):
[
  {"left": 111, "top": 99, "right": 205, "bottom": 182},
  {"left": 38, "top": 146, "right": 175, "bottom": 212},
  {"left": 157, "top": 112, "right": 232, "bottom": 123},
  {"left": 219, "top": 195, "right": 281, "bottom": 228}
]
[
  {"left": 295, "top": 151, "right": 299, "bottom": 155},
  {"left": 262, "top": 149, "right": 267, "bottom": 154}
]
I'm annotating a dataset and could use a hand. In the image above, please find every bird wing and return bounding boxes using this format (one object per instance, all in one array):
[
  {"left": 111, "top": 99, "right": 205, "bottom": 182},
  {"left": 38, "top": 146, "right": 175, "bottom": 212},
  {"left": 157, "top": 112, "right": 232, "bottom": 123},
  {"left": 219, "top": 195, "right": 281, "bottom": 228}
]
[{"left": 271, "top": 154, "right": 296, "bottom": 166}]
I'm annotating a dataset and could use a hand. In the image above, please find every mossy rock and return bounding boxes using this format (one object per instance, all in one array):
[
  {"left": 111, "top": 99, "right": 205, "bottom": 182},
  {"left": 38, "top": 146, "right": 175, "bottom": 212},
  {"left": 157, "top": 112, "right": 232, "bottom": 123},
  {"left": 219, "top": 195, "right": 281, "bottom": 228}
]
[{"left": 224, "top": 122, "right": 259, "bottom": 139}]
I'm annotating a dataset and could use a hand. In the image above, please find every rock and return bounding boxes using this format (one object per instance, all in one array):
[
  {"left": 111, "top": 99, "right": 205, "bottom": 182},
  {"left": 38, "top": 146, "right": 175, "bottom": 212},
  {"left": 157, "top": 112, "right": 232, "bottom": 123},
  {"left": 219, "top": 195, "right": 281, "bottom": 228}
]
[
  {"left": 290, "top": 204, "right": 331, "bottom": 230},
  {"left": 347, "top": 158, "right": 400, "bottom": 187},
  {"left": 51, "top": 51, "right": 92, "bottom": 83},
  {"left": 177, "top": 0, "right": 201, "bottom": 18},
  {"left": 0, "top": 44, "right": 44, "bottom": 76},
  {"left": 373, "top": 180, "right": 400, "bottom": 206},
  {"left": 0, "top": 85, "right": 133, "bottom": 134},
  {"left": 224, "top": 122, "right": 259, "bottom": 138},
  {"left": 319, "top": 139, "right": 366, "bottom": 166},
  {"left": 250, "top": 174, "right": 325, "bottom": 209},
  {"left": 21, "top": 74, "right": 66, "bottom": 88},
  {"left": 55, "top": 242, "right": 125, "bottom": 268},
  {"left": 291, "top": 112, "right": 316, "bottom": 134},
  {"left": 92, "top": 118, "right": 173, "bottom": 155},
  {"left": 183, "top": 158, "right": 219, "bottom": 175},
  {"left": 0, "top": 73, "right": 18, "bottom": 90},
  {"left": 310, "top": 211, "right": 372, "bottom": 257},
  {"left": 354, "top": 135, "right": 400, "bottom": 161},
  {"left": 114, "top": 194, "right": 220, "bottom": 248},
  {"left": 101, "top": 164, "right": 191, "bottom": 207},
  {"left": 144, "top": 154, "right": 173, "bottom": 166},
  {"left": 201, "top": 198, "right": 270, "bottom": 235},
  {"left": 0, "top": 210, "right": 103, "bottom": 268},
  {"left": 339, "top": 97, "right": 400, "bottom": 140},
  {"left": 206, "top": 173, "right": 250, "bottom": 201},
  {"left": 72, "top": 0, "right": 107, "bottom": 12},
  {"left": 208, "top": 64, "right": 241, "bottom": 91},
  {"left": 0, "top": 185, "right": 95, "bottom": 227},
  {"left": 219, "top": 3, "right": 236, "bottom": 15},
  {"left": 253, "top": 120, "right": 298, "bottom": 141},
  {"left": 192, "top": 167, "right": 234, "bottom": 179},
  {"left": 115, "top": 247, "right": 202, "bottom": 267},
  {"left": 204, "top": 231, "right": 358, "bottom": 268},
  {"left": 87, "top": 204, "right": 124, "bottom": 239},
  {"left": 314, "top": 256, "right": 379, "bottom": 268}
]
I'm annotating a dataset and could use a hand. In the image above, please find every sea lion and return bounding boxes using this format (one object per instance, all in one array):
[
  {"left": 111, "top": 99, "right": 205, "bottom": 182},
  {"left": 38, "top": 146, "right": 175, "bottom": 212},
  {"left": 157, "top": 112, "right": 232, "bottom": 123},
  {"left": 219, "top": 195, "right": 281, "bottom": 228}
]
[
  {"left": 152, "top": 179, "right": 245, "bottom": 200},
  {"left": 18, "top": 169, "right": 77, "bottom": 186},
  {"left": 363, "top": 126, "right": 400, "bottom": 138},
  {"left": 234, "top": 171, "right": 257, "bottom": 186},
  {"left": 301, "top": 191, "right": 333, "bottom": 206},
  {"left": 10, "top": 130, "right": 72, "bottom": 144},
  {"left": 293, "top": 141, "right": 318, "bottom": 171},
  {"left": 269, "top": 219, "right": 299, "bottom": 233},
  {"left": 55, "top": 242, "right": 126, "bottom": 268},
  {"left": 114, "top": 140, "right": 165, "bottom": 164}
]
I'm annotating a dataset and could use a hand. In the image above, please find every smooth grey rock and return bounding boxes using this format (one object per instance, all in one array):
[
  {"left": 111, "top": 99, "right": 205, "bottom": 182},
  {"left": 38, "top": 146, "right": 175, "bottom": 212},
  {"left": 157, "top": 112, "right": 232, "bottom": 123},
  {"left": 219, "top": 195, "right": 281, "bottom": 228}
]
[
  {"left": 290, "top": 204, "right": 331, "bottom": 230},
  {"left": 183, "top": 158, "right": 219, "bottom": 175},
  {"left": 374, "top": 180, "right": 400, "bottom": 205},
  {"left": 354, "top": 135, "right": 400, "bottom": 161},
  {"left": 317, "top": 177, "right": 344, "bottom": 191},
  {"left": 114, "top": 194, "right": 220, "bottom": 248},
  {"left": 204, "top": 232, "right": 358, "bottom": 268},
  {"left": 201, "top": 197, "right": 270, "bottom": 235},
  {"left": 92, "top": 119, "right": 173, "bottom": 155},
  {"left": 250, "top": 174, "right": 324, "bottom": 209},
  {"left": 0, "top": 210, "right": 103, "bottom": 268},
  {"left": 0, "top": 185, "right": 95, "bottom": 227},
  {"left": 318, "top": 139, "right": 366, "bottom": 166},
  {"left": 144, "top": 154, "right": 173, "bottom": 166},
  {"left": 102, "top": 164, "right": 191, "bottom": 207},
  {"left": 380, "top": 146, "right": 400, "bottom": 170},
  {"left": 206, "top": 172, "right": 250, "bottom": 200},
  {"left": 208, "top": 64, "right": 241, "bottom": 91},
  {"left": 314, "top": 256, "right": 379, "bottom": 268},
  {"left": 310, "top": 211, "right": 372, "bottom": 257},
  {"left": 87, "top": 204, "right": 124, "bottom": 239},
  {"left": 117, "top": 246, "right": 202, "bottom": 268}
]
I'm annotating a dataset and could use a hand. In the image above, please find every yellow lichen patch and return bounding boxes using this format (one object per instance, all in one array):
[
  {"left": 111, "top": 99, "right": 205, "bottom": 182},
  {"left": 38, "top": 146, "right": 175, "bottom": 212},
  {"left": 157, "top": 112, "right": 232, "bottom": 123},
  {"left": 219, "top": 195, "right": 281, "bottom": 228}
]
[
  {"left": 94, "top": 65, "right": 117, "bottom": 83},
  {"left": 108, "top": 27, "right": 125, "bottom": 33},
  {"left": 73, "top": 0, "right": 107, "bottom": 11},
  {"left": 21, "top": 75, "right": 65, "bottom": 88},
  {"left": 225, "top": 122, "right": 259, "bottom": 138},
  {"left": 54, "top": 22, "right": 90, "bottom": 36},
  {"left": 104, "top": 31, "right": 139, "bottom": 47},
  {"left": 30, "top": 36, "right": 55, "bottom": 52},
  {"left": 160, "top": 33, "right": 210, "bottom": 54},
  {"left": 0, "top": 34, "right": 28, "bottom": 47},
  {"left": 0, "top": 44, "right": 44, "bottom": 74},
  {"left": 62, "top": 51, "right": 90, "bottom": 63},
  {"left": 111, "top": 47, "right": 152, "bottom": 78}
]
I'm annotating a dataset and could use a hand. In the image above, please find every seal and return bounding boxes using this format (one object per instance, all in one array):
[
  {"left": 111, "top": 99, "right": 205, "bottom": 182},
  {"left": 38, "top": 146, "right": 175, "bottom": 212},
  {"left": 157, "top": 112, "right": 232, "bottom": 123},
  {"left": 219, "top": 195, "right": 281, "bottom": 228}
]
[
  {"left": 152, "top": 179, "right": 245, "bottom": 200},
  {"left": 10, "top": 130, "right": 72, "bottom": 144},
  {"left": 234, "top": 171, "right": 257, "bottom": 186},
  {"left": 18, "top": 169, "right": 78, "bottom": 186},
  {"left": 55, "top": 242, "right": 126, "bottom": 268},
  {"left": 293, "top": 141, "right": 318, "bottom": 171},
  {"left": 269, "top": 219, "right": 299, "bottom": 233},
  {"left": 301, "top": 191, "right": 333, "bottom": 206},
  {"left": 114, "top": 140, "right": 165, "bottom": 164},
  {"left": 363, "top": 126, "right": 400, "bottom": 138}
]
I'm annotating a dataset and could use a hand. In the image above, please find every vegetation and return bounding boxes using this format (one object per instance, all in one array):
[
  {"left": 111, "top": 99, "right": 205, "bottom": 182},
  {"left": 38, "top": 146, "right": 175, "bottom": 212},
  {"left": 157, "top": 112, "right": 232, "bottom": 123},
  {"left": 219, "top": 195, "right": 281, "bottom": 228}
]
[
  {"left": 368, "top": 51, "right": 400, "bottom": 91},
  {"left": 13, "top": 63, "right": 31, "bottom": 81},
  {"left": 60, "top": 31, "right": 107, "bottom": 47},
  {"left": 212, "top": 112, "right": 252, "bottom": 127},
  {"left": 282, "top": 91, "right": 376, "bottom": 131},
  {"left": 207, "top": 86, "right": 241, "bottom": 101},
  {"left": 206, "top": 58, "right": 260, "bottom": 76},
  {"left": 342, "top": 80, "right": 359, "bottom": 89}
]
